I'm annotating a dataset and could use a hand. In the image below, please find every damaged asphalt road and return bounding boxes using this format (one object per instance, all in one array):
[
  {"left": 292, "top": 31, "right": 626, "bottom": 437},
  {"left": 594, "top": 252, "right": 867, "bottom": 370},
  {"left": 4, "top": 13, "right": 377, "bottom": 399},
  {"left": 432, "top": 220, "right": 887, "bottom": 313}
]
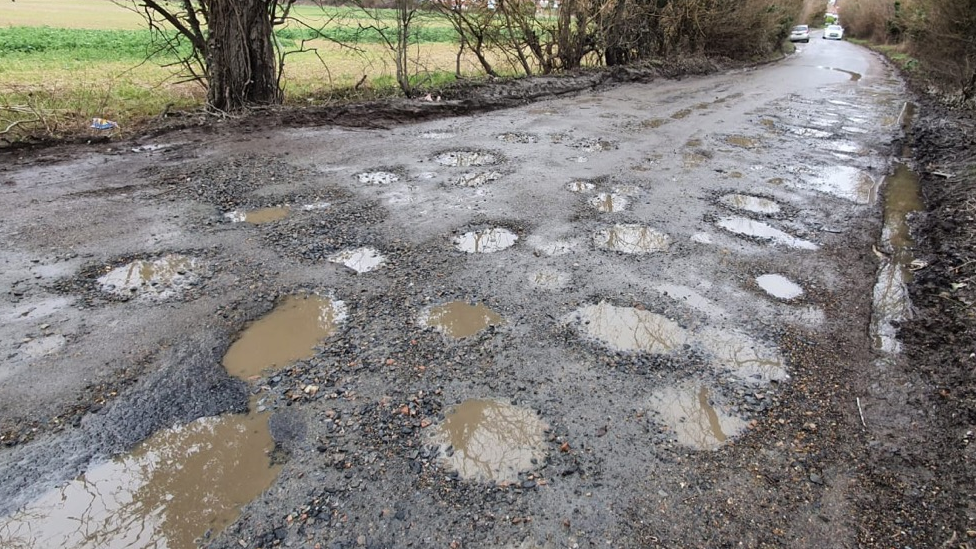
[{"left": 0, "top": 37, "right": 937, "bottom": 548}]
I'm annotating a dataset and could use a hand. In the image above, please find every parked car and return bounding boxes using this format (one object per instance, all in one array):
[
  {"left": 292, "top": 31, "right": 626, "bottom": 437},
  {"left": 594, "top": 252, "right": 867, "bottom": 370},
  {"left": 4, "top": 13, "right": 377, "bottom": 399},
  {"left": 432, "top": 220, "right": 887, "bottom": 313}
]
[
  {"left": 824, "top": 24, "right": 845, "bottom": 40},
  {"left": 790, "top": 25, "right": 810, "bottom": 43}
]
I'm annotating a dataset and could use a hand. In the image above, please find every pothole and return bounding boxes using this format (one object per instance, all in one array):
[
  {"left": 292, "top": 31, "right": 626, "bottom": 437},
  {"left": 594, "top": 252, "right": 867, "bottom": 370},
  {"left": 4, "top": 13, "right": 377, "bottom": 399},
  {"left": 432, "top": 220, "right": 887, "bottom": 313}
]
[
  {"left": 328, "top": 247, "right": 385, "bottom": 273},
  {"left": 454, "top": 171, "right": 502, "bottom": 187},
  {"left": 805, "top": 166, "right": 877, "bottom": 204},
  {"left": 569, "top": 301, "right": 688, "bottom": 353},
  {"left": 648, "top": 384, "right": 747, "bottom": 450},
  {"left": 434, "top": 151, "right": 499, "bottom": 167},
  {"left": 697, "top": 327, "right": 788, "bottom": 384},
  {"left": 573, "top": 138, "right": 617, "bottom": 152},
  {"left": 716, "top": 216, "right": 818, "bottom": 250},
  {"left": 527, "top": 268, "right": 571, "bottom": 290},
  {"left": 725, "top": 135, "right": 761, "bottom": 149},
  {"left": 454, "top": 228, "right": 518, "bottom": 253},
  {"left": 224, "top": 206, "right": 291, "bottom": 224},
  {"left": 222, "top": 294, "right": 347, "bottom": 378},
  {"left": 593, "top": 224, "right": 670, "bottom": 254},
  {"left": 97, "top": 254, "right": 203, "bottom": 301},
  {"left": 591, "top": 193, "right": 628, "bottom": 212},
  {"left": 567, "top": 181, "right": 595, "bottom": 193},
  {"left": 718, "top": 194, "right": 782, "bottom": 215},
  {"left": 496, "top": 132, "right": 537, "bottom": 144},
  {"left": 357, "top": 171, "right": 400, "bottom": 185},
  {"left": 0, "top": 412, "right": 280, "bottom": 549},
  {"left": 419, "top": 301, "right": 503, "bottom": 338},
  {"left": 756, "top": 274, "right": 804, "bottom": 299},
  {"left": 429, "top": 399, "right": 547, "bottom": 484}
]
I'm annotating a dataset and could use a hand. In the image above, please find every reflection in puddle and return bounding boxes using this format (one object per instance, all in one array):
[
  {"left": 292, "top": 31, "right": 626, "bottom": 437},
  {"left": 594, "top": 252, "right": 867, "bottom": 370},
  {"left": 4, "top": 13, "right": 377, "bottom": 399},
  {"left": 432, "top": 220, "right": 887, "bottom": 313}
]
[
  {"left": 97, "top": 254, "right": 201, "bottom": 301},
  {"left": 434, "top": 151, "right": 499, "bottom": 167},
  {"left": 224, "top": 207, "right": 290, "bottom": 224},
  {"left": 698, "top": 327, "right": 788, "bottom": 384},
  {"left": 756, "top": 274, "right": 804, "bottom": 299},
  {"left": 806, "top": 166, "right": 877, "bottom": 204},
  {"left": 817, "top": 140, "right": 866, "bottom": 154},
  {"left": 593, "top": 224, "right": 670, "bottom": 254},
  {"left": 454, "top": 228, "right": 518, "bottom": 253},
  {"left": 655, "top": 284, "right": 725, "bottom": 317},
  {"left": 454, "top": 171, "right": 501, "bottom": 187},
  {"left": 784, "top": 126, "right": 833, "bottom": 139},
  {"left": 0, "top": 412, "right": 280, "bottom": 549},
  {"left": 716, "top": 216, "right": 819, "bottom": 250},
  {"left": 591, "top": 193, "right": 628, "bottom": 212},
  {"left": 328, "top": 247, "right": 385, "bottom": 273},
  {"left": 528, "top": 268, "right": 571, "bottom": 290},
  {"left": 430, "top": 399, "right": 547, "bottom": 483},
  {"left": 649, "top": 384, "right": 747, "bottom": 450},
  {"left": 719, "top": 194, "right": 782, "bottom": 214},
  {"left": 567, "top": 180, "right": 595, "bottom": 193},
  {"left": 223, "top": 295, "right": 347, "bottom": 378},
  {"left": 357, "top": 171, "right": 400, "bottom": 185},
  {"left": 420, "top": 301, "right": 503, "bottom": 338},
  {"left": 570, "top": 301, "right": 688, "bottom": 353}
]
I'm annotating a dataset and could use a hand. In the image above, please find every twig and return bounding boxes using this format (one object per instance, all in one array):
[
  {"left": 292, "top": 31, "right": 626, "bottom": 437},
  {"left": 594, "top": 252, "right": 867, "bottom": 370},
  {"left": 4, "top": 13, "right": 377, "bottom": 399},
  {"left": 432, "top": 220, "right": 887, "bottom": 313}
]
[{"left": 856, "top": 397, "right": 866, "bottom": 428}]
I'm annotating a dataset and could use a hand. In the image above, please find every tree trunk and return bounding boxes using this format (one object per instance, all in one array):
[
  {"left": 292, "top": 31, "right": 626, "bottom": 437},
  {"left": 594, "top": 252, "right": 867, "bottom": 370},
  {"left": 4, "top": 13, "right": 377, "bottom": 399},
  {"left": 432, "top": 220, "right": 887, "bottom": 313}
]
[{"left": 205, "top": 0, "right": 281, "bottom": 111}]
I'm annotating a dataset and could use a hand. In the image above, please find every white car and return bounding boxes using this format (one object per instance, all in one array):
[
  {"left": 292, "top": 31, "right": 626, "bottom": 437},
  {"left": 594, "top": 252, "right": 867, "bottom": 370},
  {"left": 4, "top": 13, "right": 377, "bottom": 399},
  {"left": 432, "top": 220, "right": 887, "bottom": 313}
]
[
  {"left": 824, "top": 25, "right": 844, "bottom": 40},
  {"left": 790, "top": 25, "right": 810, "bottom": 43}
]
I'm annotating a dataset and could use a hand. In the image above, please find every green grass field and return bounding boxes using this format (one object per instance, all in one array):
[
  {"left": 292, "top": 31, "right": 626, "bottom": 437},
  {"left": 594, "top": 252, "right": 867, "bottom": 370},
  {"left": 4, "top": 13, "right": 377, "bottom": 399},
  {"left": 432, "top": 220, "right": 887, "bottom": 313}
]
[{"left": 0, "top": 0, "right": 495, "bottom": 143}]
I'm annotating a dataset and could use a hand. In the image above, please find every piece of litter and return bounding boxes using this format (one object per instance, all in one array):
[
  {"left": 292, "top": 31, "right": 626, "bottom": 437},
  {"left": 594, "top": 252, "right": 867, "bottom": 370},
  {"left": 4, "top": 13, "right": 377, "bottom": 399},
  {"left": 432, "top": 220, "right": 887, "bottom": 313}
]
[{"left": 91, "top": 118, "right": 119, "bottom": 130}]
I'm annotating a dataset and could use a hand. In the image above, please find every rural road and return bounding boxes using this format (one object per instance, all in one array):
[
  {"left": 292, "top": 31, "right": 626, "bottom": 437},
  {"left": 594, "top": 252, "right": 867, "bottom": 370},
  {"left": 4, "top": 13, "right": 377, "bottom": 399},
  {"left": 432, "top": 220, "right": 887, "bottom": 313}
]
[{"left": 0, "top": 35, "right": 914, "bottom": 548}]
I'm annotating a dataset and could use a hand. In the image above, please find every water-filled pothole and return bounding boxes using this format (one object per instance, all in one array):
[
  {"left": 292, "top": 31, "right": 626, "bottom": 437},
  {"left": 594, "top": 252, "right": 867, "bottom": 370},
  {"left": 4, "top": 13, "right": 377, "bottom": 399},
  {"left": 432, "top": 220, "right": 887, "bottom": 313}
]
[
  {"left": 357, "top": 171, "right": 400, "bottom": 185},
  {"left": 223, "top": 295, "right": 347, "bottom": 378},
  {"left": 454, "top": 228, "right": 518, "bottom": 253},
  {"left": 569, "top": 301, "right": 688, "bottom": 353},
  {"left": 328, "top": 247, "right": 385, "bottom": 273},
  {"left": 716, "top": 216, "right": 818, "bottom": 250},
  {"left": 591, "top": 193, "right": 628, "bottom": 212},
  {"left": 429, "top": 399, "right": 547, "bottom": 483},
  {"left": 756, "top": 274, "right": 804, "bottom": 299},
  {"left": 97, "top": 254, "right": 202, "bottom": 301},
  {"left": 434, "top": 151, "right": 499, "bottom": 167},
  {"left": 454, "top": 171, "right": 502, "bottom": 187},
  {"left": 224, "top": 207, "right": 290, "bottom": 224},
  {"left": 420, "top": 301, "right": 503, "bottom": 338},
  {"left": 0, "top": 411, "right": 280, "bottom": 549},
  {"left": 718, "top": 194, "right": 782, "bottom": 215},
  {"left": 593, "top": 224, "right": 670, "bottom": 254},
  {"left": 649, "top": 384, "right": 747, "bottom": 450},
  {"left": 806, "top": 166, "right": 877, "bottom": 204},
  {"left": 697, "top": 328, "right": 788, "bottom": 384},
  {"left": 567, "top": 180, "right": 595, "bottom": 193}
]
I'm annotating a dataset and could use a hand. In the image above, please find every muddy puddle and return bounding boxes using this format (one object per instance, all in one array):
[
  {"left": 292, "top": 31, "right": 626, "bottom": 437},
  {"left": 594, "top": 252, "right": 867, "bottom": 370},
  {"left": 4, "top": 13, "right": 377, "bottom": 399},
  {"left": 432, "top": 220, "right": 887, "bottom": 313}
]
[
  {"left": 429, "top": 399, "right": 547, "bottom": 483},
  {"left": 593, "top": 224, "right": 670, "bottom": 254},
  {"left": 756, "top": 274, "right": 804, "bottom": 299},
  {"left": 0, "top": 411, "right": 280, "bottom": 549},
  {"left": 224, "top": 206, "right": 290, "bottom": 224},
  {"left": 97, "top": 254, "right": 202, "bottom": 301},
  {"left": 454, "top": 228, "right": 518, "bottom": 253},
  {"left": 716, "top": 216, "right": 819, "bottom": 250},
  {"left": 222, "top": 295, "right": 347, "bottom": 378},
  {"left": 591, "top": 193, "right": 628, "bottom": 212},
  {"left": 434, "top": 151, "right": 499, "bottom": 167},
  {"left": 328, "top": 247, "right": 385, "bottom": 273},
  {"left": 570, "top": 302, "right": 688, "bottom": 353},
  {"left": 805, "top": 166, "right": 877, "bottom": 204},
  {"left": 648, "top": 384, "right": 747, "bottom": 450},
  {"left": 718, "top": 194, "right": 782, "bottom": 215},
  {"left": 420, "top": 301, "right": 503, "bottom": 338},
  {"left": 454, "top": 171, "right": 501, "bottom": 187},
  {"left": 357, "top": 171, "right": 400, "bottom": 185}
]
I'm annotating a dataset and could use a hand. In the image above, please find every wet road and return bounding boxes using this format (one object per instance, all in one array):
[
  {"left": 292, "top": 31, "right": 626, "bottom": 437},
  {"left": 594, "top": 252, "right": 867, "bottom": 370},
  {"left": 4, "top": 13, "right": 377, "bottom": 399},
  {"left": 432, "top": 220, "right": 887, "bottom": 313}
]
[{"left": 0, "top": 37, "right": 909, "bottom": 548}]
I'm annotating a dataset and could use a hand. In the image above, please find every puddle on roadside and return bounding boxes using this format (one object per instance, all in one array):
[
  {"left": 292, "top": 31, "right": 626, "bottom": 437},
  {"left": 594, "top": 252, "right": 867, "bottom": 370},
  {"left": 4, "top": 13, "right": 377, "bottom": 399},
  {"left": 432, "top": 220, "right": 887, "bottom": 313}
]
[
  {"left": 528, "top": 268, "right": 571, "bottom": 290},
  {"left": 698, "top": 327, "right": 788, "bottom": 384},
  {"left": 454, "top": 228, "right": 518, "bottom": 253},
  {"left": 97, "top": 254, "right": 202, "bottom": 301},
  {"left": 656, "top": 284, "right": 725, "bottom": 317},
  {"left": 784, "top": 126, "right": 833, "bottom": 139},
  {"left": 806, "top": 166, "right": 877, "bottom": 204},
  {"left": 594, "top": 224, "right": 670, "bottom": 254},
  {"left": 357, "top": 171, "right": 400, "bottom": 185},
  {"left": 649, "top": 384, "right": 747, "bottom": 450},
  {"left": 570, "top": 301, "right": 688, "bottom": 353},
  {"left": 817, "top": 140, "right": 866, "bottom": 155},
  {"left": 718, "top": 194, "right": 782, "bottom": 215},
  {"left": 725, "top": 135, "right": 761, "bottom": 149},
  {"left": 328, "top": 247, "right": 385, "bottom": 273},
  {"left": 0, "top": 410, "right": 280, "bottom": 549},
  {"left": 591, "top": 193, "right": 628, "bottom": 212},
  {"left": 872, "top": 160, "right": 923, "bottom": 353},
  {"left": 716, "top": 216, "right": 819, "bottom": 250},
  {"left": 434, "top": 151, "right": 499, "bottom": 167},
  {"left": 671, "top": 109, "right": 692, "bottom": 119},
  {"left": 420, "top": 301, "right": 503, "bottom": 338},
  {"left": 454, "top": 171, "right": 502, "bottom": 187},
  {"left": 222, "top": 295, "right": 347, "bottom": 378},
  {"left": 756, "top": 274, "right": 804, "bottom": 299},
  {"left": 224, "top": 206, "right": 290, "bottom": 224},
  {"left": 430, "top": 399, "right": 547, "bottom": 483},
  {"left": 567, "top": 180, "right": 595, "bottom": 193}
]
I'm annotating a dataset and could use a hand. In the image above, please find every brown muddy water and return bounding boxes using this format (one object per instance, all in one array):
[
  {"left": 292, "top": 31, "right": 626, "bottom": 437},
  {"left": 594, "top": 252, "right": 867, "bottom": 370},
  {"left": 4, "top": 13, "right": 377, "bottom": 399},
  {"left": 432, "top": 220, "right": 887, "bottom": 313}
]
[
  {"left": 97, "top": 254, "right": 201, "bottom": 300},
  {"left": 648, "top": 384, "right": 747, "bottom": 450},
  {"left": 223, "top": 294, "right": 347, "bottom": 378},
  {"left": 0, "top": 410, "right": 280, "bottom": 549},
  {"left": 420, "top": 301, "right": 503, "bottom": 338},
  {"left": 429, "top": 399, "right": 548, "bottom": 483},
  {"left": 454, "top": 228, "right": 519, "bottom": 253},
  {"left": 225, "top": 206, "right": 291, "bottom": 224}
]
